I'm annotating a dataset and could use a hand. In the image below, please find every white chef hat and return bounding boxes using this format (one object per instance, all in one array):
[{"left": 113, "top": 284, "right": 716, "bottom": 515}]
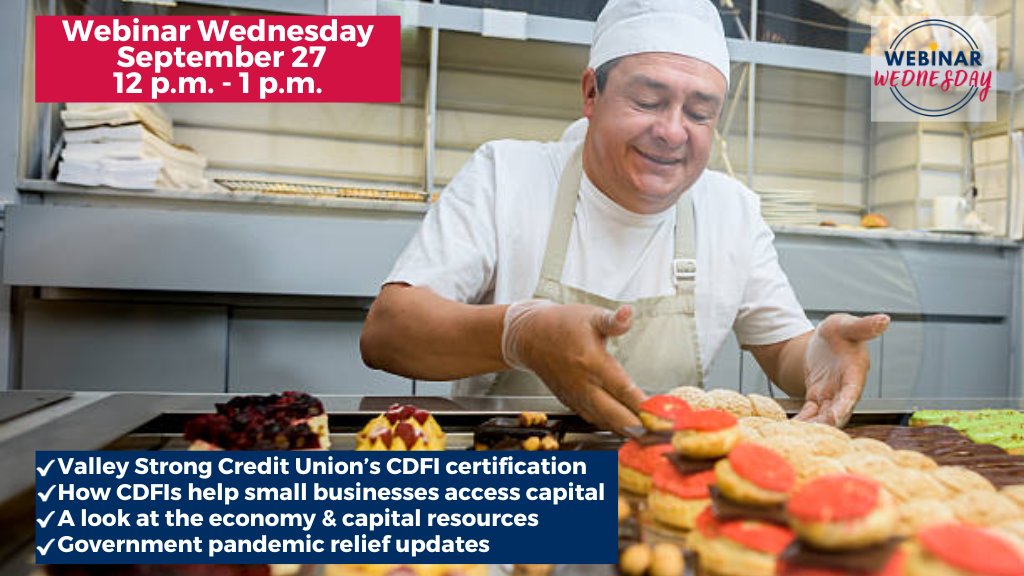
[{"left": 589, "top": 0, "right": 731, "bottom": 89}]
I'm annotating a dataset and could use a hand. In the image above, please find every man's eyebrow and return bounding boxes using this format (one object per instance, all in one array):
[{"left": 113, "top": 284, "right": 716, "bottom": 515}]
[
  {"left": 690, "top": 91, "right": 723, "bottom": 107},
  {"left": 626, "top": 75, "right": 671, "bottom": 92}
]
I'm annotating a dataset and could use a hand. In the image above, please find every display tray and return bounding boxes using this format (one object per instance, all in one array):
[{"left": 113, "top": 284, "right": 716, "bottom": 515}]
[
  {"left": 6, "top": 397, "right": 1024, "bottom": 576},
  {"left": 847, "top": 424, "right": 1024, "bottom": 488}
]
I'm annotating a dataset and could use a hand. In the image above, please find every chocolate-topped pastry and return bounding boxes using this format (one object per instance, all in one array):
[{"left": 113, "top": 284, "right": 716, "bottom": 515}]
[
  {"left": 473, "top": 412, "right": 563, "bottom": 450},
  {"left": 709, "top": 485, "right": 788, "bottom": 525},
  {"left": 622, "top": 425, "right": 674, "bottom": 446},
  {"left": 778, "top": 540, "right": 905, "bottom": 575}
]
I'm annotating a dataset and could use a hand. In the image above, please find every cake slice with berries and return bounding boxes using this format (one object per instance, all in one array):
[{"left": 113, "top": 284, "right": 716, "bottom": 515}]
[
  {"left": 356, "top": 404, "right": 447, "bottom": 451},
  {"left": 183, "top": 391, "right": 329, "bottom": 451}
]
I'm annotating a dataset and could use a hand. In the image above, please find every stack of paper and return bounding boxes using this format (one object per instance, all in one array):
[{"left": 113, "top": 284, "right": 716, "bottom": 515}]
[
  {"left": 757, "top": 188, "right": 819, "bottom": 226},
  {"left": 56, "top": 103, "right": 207, "bottom": 190}
]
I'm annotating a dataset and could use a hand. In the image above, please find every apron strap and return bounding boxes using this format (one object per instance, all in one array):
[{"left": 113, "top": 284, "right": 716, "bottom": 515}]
[
  {"left": 672, "top": 192, "right": 698, "bottom": 292},
  {"left": 538, "top": 144, "right": 585, "bottom": 284}
]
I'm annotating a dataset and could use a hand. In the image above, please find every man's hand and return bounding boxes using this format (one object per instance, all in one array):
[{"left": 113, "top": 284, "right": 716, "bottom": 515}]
[
  {"left": 795, "top": 313, "right": 890, "bottom": 427},
  {"left": 503, "top": 300, "right": 647, "bottom": 434}
]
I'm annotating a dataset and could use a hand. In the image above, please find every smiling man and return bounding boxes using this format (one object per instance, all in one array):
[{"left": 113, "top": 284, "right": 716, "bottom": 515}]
[{"left": 360, "top": 0, "right": 889, "bottom": 432}]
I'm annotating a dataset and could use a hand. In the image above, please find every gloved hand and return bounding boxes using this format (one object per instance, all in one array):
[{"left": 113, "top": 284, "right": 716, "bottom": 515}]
[
  {"left": 795, "top": 313, "right": 890, "bottom": 427},
  {"left": 502, "top": 299, "right": 646, "bottom": 434}
]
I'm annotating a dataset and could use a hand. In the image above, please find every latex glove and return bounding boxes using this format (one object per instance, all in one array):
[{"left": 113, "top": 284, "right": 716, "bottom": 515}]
[
  {"left": 795, "top": 313, "right": 890, "bottom": 428},
  {"left": 502, "top": 299, "right": 646, "bottom": 434}
]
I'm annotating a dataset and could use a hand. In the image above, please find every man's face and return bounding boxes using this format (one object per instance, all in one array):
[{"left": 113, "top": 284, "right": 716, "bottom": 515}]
[{"left": 582, "top": 53, "right": 727, "bottom": 214}]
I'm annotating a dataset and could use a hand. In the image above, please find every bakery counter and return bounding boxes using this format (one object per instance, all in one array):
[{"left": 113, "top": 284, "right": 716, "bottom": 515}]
[
  {"left": 2, "top": 391, "right": 1024, "bottom": 576},
  {"left": 3, "top": 391, "right": 1021, "bottom": 507}
]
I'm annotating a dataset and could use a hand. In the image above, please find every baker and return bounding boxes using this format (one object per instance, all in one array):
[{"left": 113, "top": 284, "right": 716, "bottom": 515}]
[{"left": 360, "top": 0, "right": 889, "bottom": 432}]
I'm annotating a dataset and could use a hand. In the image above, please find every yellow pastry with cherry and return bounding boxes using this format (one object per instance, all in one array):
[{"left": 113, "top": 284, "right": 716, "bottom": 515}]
[{"left": 356, "top": 404, "right": 446, "bottom": 451}]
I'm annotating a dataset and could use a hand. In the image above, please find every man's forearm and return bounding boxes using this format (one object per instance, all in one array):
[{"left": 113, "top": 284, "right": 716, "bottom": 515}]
[
  {"left": 360, "top": 284, "right": 510, "bottom": 380},
  {"left": 748, "top": 331, "right": 812, "bottom": 398}
]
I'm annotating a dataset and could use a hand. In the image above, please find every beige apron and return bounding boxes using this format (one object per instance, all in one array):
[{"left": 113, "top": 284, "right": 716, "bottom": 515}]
[{"left": 488, "top": 143, "right": 704, "bottom": 397}]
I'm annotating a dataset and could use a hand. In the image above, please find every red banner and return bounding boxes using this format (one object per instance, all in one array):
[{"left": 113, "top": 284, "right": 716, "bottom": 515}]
[{"left": 35, "top": 16, "right": 400, "bottom": 103}]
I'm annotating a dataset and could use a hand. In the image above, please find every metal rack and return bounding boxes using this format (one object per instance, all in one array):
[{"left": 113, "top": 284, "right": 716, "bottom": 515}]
[{"left": 32, "top": 0, "right": 1015, "bottom": 224}]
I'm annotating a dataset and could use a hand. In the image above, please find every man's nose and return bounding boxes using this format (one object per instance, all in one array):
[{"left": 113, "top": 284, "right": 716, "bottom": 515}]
[{"left": 649, "top": 109, "right": 689, "bottom": 149}]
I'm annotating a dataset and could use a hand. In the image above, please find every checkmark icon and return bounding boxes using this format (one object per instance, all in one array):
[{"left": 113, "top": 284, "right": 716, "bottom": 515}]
[
  {"left": 36, "top": 511, "right": 55, "bottom": 528},
  {"left": 37, "top": 485, "right": 55, "bottom": 502},
  {"left": 37, "top": 460, "right": 54, "bottom": 477},
  {"left": 36, "top": 539, "right": 54, "bottom": 556}
]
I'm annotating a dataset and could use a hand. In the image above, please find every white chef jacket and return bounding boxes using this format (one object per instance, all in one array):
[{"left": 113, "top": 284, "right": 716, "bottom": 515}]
[{"left": 384, "top": 137, "right": 813, "bottom": 385}]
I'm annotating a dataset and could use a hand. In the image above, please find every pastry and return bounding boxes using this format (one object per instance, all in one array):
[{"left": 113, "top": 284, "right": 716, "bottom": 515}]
[
  {"left": 793, "top": 456, "right": 847, "bottom": 487},
  {"left": 706, "top": 389, "right": 755, "bottom": 418},
  {"left": 776, "top": 549, "right": 907, "bottom": 576},
  {"left": 874, "top": 468, "right": 950, "bottom": 503},
  {"left": 214, "top": 391, "right": 330, "bottom": 448},
  {"left": 1001, "top": 485, "right": 1024, "bottom": 508},
  {"left": 890, "top": 449, "right": 938, "bottom": 471},
  {"left": 639, "top": 395, "right": 692, "bottom": 432},
  {"left": 648, "top": 462, "right": 715, "bottom": 529},
  {"left": 860, "top": 213, "right": 889, "bottom": 228},
  {"left": 714, "top": 442, "right": 795, "bottom": 506},
  {"left": 894, "top": 499, "right": 957, "bottom": 537},
  {"left": 931, "top": 466, "right": 997, "bottom": 494},
  {"left": 905, "top": 523, "right": 1024, "bottom": 576},
  {"left": 619, "top": 440, "right": 674, "bottom": 495},
  {"left": 795, "top": 421, "right": 851, "bottom": 442},
  {"left": 688, "top": 507, "right": 794, "bottom": 576},
  {"left": 738, "top": 416, "right": 778, "bottom": 433},
  {"left": 747, "top": 394, "right": 787, "bottom": 421},
  {"left": 620, "top": 543, "right": 652, "bottom": 576},
  {"left": 994, "top": 520, "right": 1024, "bottom": 554},
  {"left": 849, "top": 437, "right": 895, "bottom": 457},
  {"left": 760, "top": 421, "right": 803, "bottom": 439},
  {"left": 949, "top": 490, "right": 1024, "bottom": 526},
  {"left": 806, "top": 434, "right": 850, "bottom": 458},
  {"left": 356, "top": 404, "right": 446, "bottom": 451},
  {"left": 649, "top": 542, "right": 685, "bottom": 576},
  {"left": 473, "top": 412, "right": 561, "bottom": 450},
  {"left": 184, "top": 391, "right": 330, "bottom": 451},
  {"left": 786, "top": 474, "right": 896, "bottom": 550},
  {"left": 836, "top": 452, "right": 897, "bottom": 478},
  {"left": 668, "top": 385, "right": 714, "bottom": 410},
  {"left": 753, "top": 435, "right": 813, "bottom": 465},
  {"left": 672, "top": 409, "right": 740, "bottom": 459},
  {"left": 737, "top": 420, "right": 765, "bottom": 441},
  {"left": 618, "top": 496, "right": 631, "bottom": 523}
]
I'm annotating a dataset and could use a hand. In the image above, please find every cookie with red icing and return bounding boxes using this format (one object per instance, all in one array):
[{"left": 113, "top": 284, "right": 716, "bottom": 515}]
[
  {"left": 786, "top": 474, "right": 896, "bottom": 550},
  {"left": 905, "top": 523, "right": 1024, "bottom": 576},
  {"left": 647, "top": 461, "right": 715, "bottom": 530},
  {"left": 618, "top": 439, "right": 673, "bottom": 495},
  {"left": 687, "top": 507, "right": 794, "bottom": 576},
  {"left": 671, "top": 409, "right": 740, "bottom": 459},
  {"left": 639, "top": 395, "right": 692, "bottom": 432},
  {"left": 715, "top": 442, "right": 795, "bottom": 506}
]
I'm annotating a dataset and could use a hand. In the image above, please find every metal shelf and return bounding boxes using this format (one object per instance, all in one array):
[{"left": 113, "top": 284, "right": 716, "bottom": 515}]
[{"left": 174, "top": 0, "right": 1015, "bottom": 88}]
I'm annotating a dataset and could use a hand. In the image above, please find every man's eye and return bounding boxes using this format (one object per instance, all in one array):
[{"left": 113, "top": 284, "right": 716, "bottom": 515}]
[
  {"left": 634, "top": 99, "right": 660, "bottom": 110},
  {"left": 688, "top": 110, "right": 713, "bottom": 123}
]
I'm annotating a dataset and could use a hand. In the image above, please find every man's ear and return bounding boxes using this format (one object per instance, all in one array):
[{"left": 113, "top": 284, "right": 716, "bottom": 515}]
[{"left": 581, "top": 68, "right": 598, "bottom": 118}]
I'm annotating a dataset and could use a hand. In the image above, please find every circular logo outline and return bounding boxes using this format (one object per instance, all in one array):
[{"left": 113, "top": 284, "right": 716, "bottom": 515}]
[{"left": 886, "top": 19, "right": 981, "bottom": 118}]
